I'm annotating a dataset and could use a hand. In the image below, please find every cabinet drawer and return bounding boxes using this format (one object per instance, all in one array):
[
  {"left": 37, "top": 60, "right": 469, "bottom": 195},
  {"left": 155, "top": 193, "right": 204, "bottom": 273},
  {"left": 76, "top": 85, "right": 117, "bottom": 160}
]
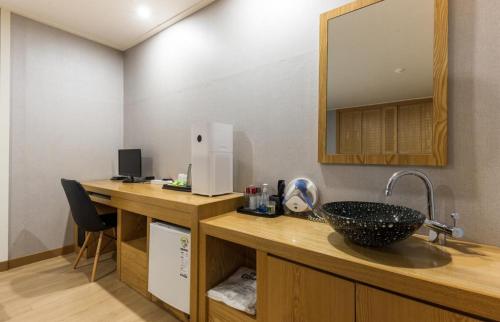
[
  {"left": 266, "top": 256, "right": 355, "bottom": 322},
  {"left": 207, "top": 298, "right": 255, "bottom": 322},
  {"left": 356, "top": 284, "right": 482, "bottom": 322}
]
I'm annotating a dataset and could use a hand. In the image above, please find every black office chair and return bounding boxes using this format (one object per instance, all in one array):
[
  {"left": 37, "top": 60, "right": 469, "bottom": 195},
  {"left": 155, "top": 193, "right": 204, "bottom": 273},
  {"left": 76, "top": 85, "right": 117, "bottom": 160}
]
[{"left": 61, "top": 179, "right": 117, "bottom": 282}]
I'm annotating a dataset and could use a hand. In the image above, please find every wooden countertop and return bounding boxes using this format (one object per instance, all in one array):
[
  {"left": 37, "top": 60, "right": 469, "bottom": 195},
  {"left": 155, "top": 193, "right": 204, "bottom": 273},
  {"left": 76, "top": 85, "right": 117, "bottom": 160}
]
[
  {"left": 201, "top": 212, "right": 500, "bottom": 321},
  {"left": 82, "top": 180, "right": 243, "bottom": 210}
]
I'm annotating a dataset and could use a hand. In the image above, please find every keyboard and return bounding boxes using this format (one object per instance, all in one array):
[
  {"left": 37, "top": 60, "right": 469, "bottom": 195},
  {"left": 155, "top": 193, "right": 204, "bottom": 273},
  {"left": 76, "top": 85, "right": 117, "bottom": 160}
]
[{"left": 110, "top": 176, "right": 128, "bottom": 181}]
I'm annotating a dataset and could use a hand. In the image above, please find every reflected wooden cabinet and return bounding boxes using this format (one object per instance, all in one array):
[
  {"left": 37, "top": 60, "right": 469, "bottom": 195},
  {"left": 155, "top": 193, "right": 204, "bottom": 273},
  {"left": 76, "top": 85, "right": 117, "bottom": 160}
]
[
  {"left": 356, "top": 285, "right": 481, "bottom": 322},
  {"left": 398, "top": 101, "right": 433, "bottom": 154},
  {"left": 266, "top": 256, "right": 355, "bottom": 322},
  {"left": 336, "top": 98, "right": 433, "bottom": 155},
  {"left": 337, "top": 109, "right": 362, "bottom": 154}
]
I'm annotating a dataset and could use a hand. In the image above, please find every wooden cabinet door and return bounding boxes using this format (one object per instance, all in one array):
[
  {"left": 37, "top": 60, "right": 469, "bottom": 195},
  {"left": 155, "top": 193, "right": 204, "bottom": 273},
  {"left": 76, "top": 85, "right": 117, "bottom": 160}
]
[
  {"left": 266, "top": 256, "right": 355, "bottom": 322},
  {"left": 337, "top": 109, "right": 362, "bottom": 154},
  {"left": 356, "top": 284, "right": 482, "bottom": 322}
]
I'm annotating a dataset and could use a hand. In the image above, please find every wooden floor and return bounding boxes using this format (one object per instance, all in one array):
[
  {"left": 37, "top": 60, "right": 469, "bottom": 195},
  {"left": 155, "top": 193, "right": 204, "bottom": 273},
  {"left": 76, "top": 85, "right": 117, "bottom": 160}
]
[{"left": 0, "top": 253, "right": 178, "bottom": 322}]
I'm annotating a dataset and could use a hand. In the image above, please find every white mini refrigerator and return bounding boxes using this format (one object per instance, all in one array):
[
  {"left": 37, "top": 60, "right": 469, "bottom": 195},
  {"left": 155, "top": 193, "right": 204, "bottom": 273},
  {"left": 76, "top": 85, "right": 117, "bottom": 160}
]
[{"left": 148, "top": 222, "right": 191, "bottom": 314}]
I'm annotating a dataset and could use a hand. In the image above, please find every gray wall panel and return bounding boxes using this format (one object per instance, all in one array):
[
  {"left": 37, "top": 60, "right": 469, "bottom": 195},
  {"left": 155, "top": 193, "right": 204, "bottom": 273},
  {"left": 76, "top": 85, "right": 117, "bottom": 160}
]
[{"left": 9, "top": 15, "right": 123, "bottom": 259}]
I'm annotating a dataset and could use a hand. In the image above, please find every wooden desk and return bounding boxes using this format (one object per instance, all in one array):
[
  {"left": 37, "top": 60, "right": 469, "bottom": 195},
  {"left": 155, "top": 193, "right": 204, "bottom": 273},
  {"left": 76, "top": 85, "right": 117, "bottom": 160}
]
[{"left": 79, "top": 180, "right": 244, "bottom": 322}]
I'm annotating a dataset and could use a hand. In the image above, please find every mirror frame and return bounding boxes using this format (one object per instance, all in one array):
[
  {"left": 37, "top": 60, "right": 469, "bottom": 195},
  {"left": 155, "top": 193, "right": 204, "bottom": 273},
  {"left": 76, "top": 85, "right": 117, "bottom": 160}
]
[{"left": 318, "top": 0, "right": 448, "bottom": 166}]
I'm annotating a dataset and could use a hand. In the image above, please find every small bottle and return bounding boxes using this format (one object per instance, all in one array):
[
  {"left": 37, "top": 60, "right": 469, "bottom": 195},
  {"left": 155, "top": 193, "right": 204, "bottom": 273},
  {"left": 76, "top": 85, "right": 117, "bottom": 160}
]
[
  {"left": 267, "top": 200, "right": 276, "bottom": 215},
  {"left": 248, "top": 186, "right": 258, "bottom": 210},
  {"left": 259, "top": 183, "right": 269, "bottom": 212},
  {"left": 245, "top": 186, "right": 252, "bottom": 208}
]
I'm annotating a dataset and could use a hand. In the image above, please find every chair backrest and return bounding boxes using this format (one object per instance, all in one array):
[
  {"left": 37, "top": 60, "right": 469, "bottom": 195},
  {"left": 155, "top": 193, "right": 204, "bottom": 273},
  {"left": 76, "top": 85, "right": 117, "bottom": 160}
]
[{"left": 61, "top": 179, "right": 105, "bottom": 232}]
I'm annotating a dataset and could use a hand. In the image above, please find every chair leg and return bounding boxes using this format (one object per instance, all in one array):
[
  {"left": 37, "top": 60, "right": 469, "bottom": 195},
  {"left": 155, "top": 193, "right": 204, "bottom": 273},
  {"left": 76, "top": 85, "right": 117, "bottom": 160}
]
[
  {"left": 73, "top": 232, "right": 91, "bottom": 269},
  {"left": 91, "top": 231, "right": 104, "bottom": 282}
]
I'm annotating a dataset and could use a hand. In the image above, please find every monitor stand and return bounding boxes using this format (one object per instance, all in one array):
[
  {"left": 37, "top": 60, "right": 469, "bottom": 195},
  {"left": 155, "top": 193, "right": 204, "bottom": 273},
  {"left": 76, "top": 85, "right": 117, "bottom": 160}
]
[{"left": 122, "top": 176, "right": 146, "bottom": 183}]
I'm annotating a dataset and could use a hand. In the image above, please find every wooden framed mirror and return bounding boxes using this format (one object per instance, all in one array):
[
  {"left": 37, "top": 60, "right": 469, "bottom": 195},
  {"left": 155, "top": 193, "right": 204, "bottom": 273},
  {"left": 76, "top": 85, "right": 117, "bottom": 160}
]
[{"left": 318, "top": 0, "right": 448, "bottom": 166}]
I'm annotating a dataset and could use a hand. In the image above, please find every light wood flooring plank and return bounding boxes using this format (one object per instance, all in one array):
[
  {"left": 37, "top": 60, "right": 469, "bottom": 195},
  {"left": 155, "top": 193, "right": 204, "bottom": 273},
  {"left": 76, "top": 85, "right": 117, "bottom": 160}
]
[{"left": 0, "top": 254, "right": 178, "bottom": 322}]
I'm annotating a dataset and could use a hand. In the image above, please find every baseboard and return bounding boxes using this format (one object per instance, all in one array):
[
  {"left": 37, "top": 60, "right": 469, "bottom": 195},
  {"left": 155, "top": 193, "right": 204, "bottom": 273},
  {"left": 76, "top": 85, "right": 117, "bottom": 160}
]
[
  {"left": 7, "top": 245, "right": 75, "bottom": 270},
  {"left": 0, "top": 260, "right": 8, "bottom": 272}
]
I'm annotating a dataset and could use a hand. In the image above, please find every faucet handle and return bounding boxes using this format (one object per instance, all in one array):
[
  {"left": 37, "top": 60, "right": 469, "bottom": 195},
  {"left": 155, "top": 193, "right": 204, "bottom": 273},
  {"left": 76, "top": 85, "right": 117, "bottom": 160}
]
[
  {"left": 428, "top": 229, "right": 439, "bottom": 243},
  {"left": 426, "top": 212, "right": 465, "bottom": 243},
  {"left": 451, "top": 227, "right": 465, "bottom": 238},
  {"left": 450, "top": 213, "right": 464, "bottom": 238}
]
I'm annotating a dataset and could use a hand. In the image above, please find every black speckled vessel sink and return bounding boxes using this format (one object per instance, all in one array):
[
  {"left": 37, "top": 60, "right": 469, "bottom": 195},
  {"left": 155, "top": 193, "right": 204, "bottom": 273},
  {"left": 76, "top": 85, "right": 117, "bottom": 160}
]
[{"left": 321, "top": 201, "right": 426, "bottom": 247}]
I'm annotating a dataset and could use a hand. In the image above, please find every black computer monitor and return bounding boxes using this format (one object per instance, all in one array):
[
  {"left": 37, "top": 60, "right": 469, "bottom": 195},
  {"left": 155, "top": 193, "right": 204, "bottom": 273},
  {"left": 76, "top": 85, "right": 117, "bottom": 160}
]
[{"left": 119, "top": 149, "right": 142, "bottom": 182}]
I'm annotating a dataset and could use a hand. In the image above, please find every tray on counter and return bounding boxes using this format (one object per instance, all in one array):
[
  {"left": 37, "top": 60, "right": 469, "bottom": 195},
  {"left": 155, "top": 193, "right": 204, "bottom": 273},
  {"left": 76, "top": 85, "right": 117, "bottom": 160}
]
[
  {"left": 237, "top": 207, "right": 282, "bottom": 218},
  {"left": 162, "top": 184, "right": 192, "bottom": 192}
]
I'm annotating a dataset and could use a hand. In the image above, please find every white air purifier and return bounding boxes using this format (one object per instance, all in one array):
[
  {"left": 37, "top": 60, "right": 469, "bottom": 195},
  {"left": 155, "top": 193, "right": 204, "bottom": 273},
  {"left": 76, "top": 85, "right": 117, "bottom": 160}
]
[{"left": 191, "top": 122, "right": 233, "bottom": 196}]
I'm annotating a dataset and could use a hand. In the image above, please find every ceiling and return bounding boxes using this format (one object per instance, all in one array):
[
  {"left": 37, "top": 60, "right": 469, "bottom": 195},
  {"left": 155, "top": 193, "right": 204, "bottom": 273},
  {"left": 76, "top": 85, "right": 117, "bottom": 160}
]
[
  {"left": 327, "top": 0, "right": 434, "bottom": 109},
  {"left": 0, "top": 0, "right": 215, "bottom": 51}
]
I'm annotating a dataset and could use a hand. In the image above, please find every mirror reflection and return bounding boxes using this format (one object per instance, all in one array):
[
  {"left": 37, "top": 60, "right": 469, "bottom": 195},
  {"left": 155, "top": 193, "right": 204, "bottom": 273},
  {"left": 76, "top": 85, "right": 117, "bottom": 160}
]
[{"left": 326, "top": 0, "right": 434, "bottom": 155}]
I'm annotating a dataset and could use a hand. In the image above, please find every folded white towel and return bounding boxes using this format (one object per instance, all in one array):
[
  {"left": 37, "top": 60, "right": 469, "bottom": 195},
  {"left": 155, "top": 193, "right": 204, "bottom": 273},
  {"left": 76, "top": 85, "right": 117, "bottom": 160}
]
[{"left": 207, "top": 267, "right": 257, "bottom": 315}]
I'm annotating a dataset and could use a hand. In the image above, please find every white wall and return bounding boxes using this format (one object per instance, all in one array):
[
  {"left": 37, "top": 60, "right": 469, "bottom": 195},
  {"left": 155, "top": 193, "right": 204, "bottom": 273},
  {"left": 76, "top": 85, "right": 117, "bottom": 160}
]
[
  {"left": 124, "top": 0, "right": 351, "bottom": 184},
  {"left": 9, "top": 14, "right": 123, "bottom": 259},
  {"left": 0, "top": 9, "right": 10, "bottom": 263},
  {"left": 123, "top": 0, "right": 500, "bottom": 247}
]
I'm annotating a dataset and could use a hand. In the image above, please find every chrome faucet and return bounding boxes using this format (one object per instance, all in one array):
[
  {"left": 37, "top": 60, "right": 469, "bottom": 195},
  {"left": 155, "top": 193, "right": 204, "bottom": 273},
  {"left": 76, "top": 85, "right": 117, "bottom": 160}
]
[
  {"left": 385, "top": 170, "right": 435, "bottom": 221},
  {"left": 385, "top": 170, "right": 464, "bottom": 244}
]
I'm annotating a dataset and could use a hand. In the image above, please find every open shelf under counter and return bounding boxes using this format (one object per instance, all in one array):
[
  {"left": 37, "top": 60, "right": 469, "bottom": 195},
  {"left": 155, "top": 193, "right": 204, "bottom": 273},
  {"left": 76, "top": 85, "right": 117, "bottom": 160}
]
[
  {"left": 122, "top": 236, "right": 147, "bottom": 254},
  {"left": 199, "top": 235, "right": 257, "bottom": 322}
]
